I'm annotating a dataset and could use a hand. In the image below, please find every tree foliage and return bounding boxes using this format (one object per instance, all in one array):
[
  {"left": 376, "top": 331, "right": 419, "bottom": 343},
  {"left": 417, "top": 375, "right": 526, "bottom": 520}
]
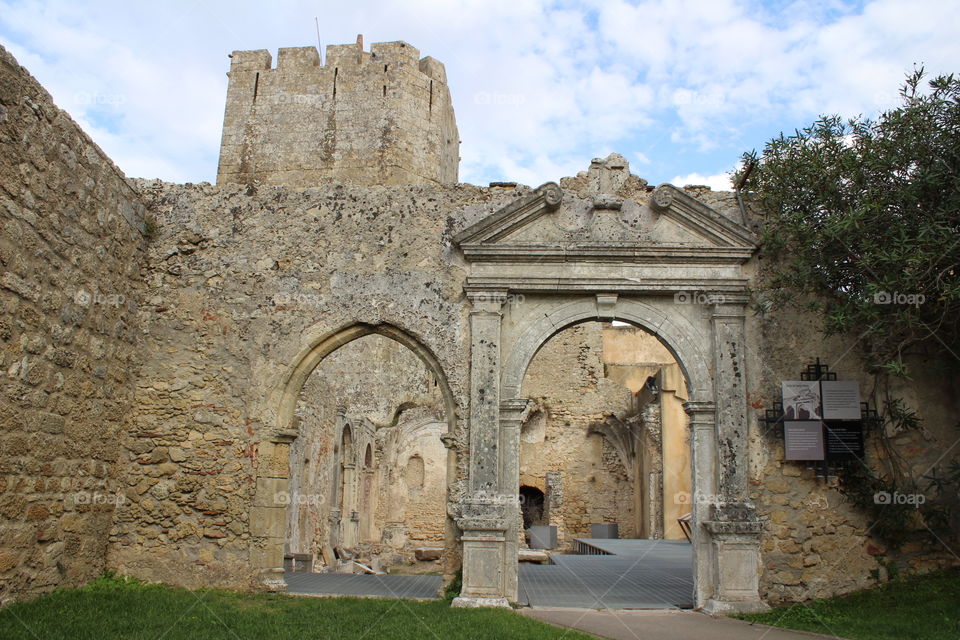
[{"left": 738, "top": 69, "right": 960, "bottom": 374}]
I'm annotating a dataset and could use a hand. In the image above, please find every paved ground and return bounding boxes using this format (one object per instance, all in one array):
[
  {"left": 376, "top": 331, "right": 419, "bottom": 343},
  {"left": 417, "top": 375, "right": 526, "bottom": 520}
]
[
  {"left": 518, "top": 539, "right": 693, "bottom": 609},
  {"left": 522, "top": 608, "right": 847, "bottom": 640},
  {"left": 284, "top": 572, "right": 442, "bottom": 599}
]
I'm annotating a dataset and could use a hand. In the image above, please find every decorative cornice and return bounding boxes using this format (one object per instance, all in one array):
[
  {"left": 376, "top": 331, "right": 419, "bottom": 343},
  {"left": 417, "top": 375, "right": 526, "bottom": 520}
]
[
  {"left": 458, "top": 244, "right": 755, "bottom": 264},
  {"left": 463, "top": 276, "right": 751, "bottom": 298},
  {"left": 650, "top": 184, "right": 756, "bottom": 248},
  {"left": 453, "top": 182, "right": 562, "bottom": 246},
  {"left": 454, "top": 181, "right": 757, "bottom": 266}
]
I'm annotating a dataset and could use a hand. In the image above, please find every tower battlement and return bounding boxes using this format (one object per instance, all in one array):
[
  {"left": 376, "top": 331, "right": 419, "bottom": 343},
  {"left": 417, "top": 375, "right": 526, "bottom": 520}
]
[{"left": 216, "top": 39, "right": 459, "bottom": 187}]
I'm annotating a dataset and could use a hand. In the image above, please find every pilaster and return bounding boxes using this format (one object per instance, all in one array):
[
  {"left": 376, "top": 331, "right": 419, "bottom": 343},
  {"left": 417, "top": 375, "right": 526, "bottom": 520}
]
[
  {"left": 253, "top": 429, "right": 297, "bottom": 592},
  {"left": 454, "top": 291, "right": 512, "bottom": 607},
  {"left": 703, "top": 303, "right": 766, "bottom": 614}
]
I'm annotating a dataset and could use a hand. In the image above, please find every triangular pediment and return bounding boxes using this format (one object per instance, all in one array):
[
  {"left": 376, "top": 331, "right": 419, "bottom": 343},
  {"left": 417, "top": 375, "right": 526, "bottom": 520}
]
[{"left": 454, "top": 182, "right": 757, "bottom": 264}]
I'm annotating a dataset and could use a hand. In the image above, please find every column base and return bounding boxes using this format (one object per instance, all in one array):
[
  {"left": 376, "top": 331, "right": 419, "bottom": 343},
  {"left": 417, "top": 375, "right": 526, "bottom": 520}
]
[
  {"left": 703, "top": 598, "right": 770, "bottom": 615},
  {"left": 259, "top": 568, "right": 288, "bottom": 593},
  {"left": 451, "top": 596, "right": 511, "bottom": 609}
]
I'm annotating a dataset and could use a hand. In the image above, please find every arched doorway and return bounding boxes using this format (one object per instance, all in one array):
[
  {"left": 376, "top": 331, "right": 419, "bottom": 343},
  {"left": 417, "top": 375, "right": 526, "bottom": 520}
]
[
  {"left": 519, "top": 486, "right": 545, "bottom": 529},
  {"left": 445, "top": 176, "right": 761, "bottom": 611},
  {"left": 254, "top": 323, "right": 458, "bottom": 592},
  {"left": 515, "top": 319, "right": 694, "bottom": 607}
]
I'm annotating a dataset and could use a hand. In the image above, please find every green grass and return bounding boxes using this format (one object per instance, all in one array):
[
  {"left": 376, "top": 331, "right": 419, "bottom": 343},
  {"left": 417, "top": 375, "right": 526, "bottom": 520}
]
[
  {"left": 736, "top": 568, "right": 960, "bottom": 640},
  {"left": 0, "top": 575, "right": 595, "bottom": 640}
]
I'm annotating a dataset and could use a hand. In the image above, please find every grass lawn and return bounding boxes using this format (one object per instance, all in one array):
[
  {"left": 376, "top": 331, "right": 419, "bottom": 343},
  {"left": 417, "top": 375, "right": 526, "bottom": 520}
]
[
  {"left": 0, "top": 576, "right": 595, "bottom": 640},
  {"left": 737, "top": 568, "right": 960, "bottom": 640}
]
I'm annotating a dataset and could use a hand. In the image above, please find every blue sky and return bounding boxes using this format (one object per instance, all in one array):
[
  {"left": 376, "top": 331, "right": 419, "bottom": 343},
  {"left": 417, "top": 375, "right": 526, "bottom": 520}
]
[{"left": 2, "top": 0, "right": 958, "bottom": 190}]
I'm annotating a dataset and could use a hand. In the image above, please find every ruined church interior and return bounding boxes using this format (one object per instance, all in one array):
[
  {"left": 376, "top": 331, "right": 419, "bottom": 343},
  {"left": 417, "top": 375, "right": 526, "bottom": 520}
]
[{"left": 284, "top": 321, "right": 691, "bottom": 580}]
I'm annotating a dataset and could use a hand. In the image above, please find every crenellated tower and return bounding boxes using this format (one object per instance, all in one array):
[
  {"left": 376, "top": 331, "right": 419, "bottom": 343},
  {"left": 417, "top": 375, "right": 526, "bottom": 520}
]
[{"left": 216, "top": 38, "right": 459, "bottom": 187}]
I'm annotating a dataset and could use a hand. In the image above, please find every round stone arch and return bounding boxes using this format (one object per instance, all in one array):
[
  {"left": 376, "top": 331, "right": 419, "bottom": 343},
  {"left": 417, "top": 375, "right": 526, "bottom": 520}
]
[
  {"left": 274, "top": 322, "right": 459, "bottom": 434},
  {"left": 500, "top": 297, "right": 712, "bottom": 402},
  {"left": 497, "top": 296, "right": 719, "bottom": 608},
  {"left": 252, "top": 322, "right": 459, "bottom": 590}
]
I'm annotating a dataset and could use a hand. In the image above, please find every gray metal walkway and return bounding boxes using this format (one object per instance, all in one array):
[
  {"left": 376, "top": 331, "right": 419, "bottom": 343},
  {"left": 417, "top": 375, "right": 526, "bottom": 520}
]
[
  {"left": 518, "top": 539, "right": 693, "bottom": 609},
  {"left": 285, "top": 572, "right": 443, "bottom": 599}
]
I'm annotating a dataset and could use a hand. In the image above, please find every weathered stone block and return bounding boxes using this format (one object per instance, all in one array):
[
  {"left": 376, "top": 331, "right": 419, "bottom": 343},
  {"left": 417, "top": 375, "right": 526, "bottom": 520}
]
[{"left": 249, "top": 507, "right": 285, "bottom": 538}]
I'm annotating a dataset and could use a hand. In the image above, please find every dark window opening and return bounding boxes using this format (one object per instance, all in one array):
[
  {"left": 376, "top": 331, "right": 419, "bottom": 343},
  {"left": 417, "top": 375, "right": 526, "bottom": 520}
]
[{"left": 519, "top": 485, "right": 546, "bottom": 529}]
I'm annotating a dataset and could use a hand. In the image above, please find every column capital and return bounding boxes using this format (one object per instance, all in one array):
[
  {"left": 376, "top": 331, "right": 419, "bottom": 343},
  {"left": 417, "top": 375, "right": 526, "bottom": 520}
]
[
  {"left": 499, "top": 397, "right": 529, "bottom": 421},
  {"left": 710, "top": 301, "right": 749, "bottom": 318},
  {"left": 683, "top": 400, "right": 716, "bottom": 418},
  {"left": 467, "top": 290, "right": 508, "bottom": 313}
]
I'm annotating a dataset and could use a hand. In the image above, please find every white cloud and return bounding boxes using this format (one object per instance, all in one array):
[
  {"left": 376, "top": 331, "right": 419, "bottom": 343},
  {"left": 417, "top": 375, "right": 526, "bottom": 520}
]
[
  {"left": 670, "top": 172, "right": 734, "bottom": 191},
  {"left": 1, "top": 0, "right": 957, "bottom": 187}
]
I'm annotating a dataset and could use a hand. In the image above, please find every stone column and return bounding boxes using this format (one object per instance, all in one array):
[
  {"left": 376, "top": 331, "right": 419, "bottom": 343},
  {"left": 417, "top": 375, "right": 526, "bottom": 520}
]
[
  {"left": 498, "top": 397, "right": 529, "bottom": 602},
  {"left": 467, "top": 292, "right": 506, "bottom": 493},
  {"left": 711, "top": 305, "right": 750, "bottom": 501},
  {"left": 251, "top": 429, "right": 297, "bottom": 592},
  {"left": 702, "top": 303, "right": 767, "bottom": 614},
  {"left": 453, "top": 291, "right": 511, "bottom": 607},
  {"left": 684, "top": 401, "right": 718, "bottom": 609},
  {"left": 340, "top": 462, "right": 358, "bottom": 548}
]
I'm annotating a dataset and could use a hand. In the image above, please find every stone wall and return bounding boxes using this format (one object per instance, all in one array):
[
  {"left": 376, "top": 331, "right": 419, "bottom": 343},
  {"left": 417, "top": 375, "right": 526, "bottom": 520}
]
[
  {"left": 217, "top": 40, "right": 459, "bottom": 188},
  {"left": 105, "top": 178, "right": 516, "bottom": 589},
  {"left": 519, "top": 322, "right": 690, "bottom": 545},
  {"left": 743, "top": 225, "right": 960, "bottom": 604},
  {"left": 2, "top": 37, "right": 957, "bottom": 607},
  {"left": 286, "top": 333, "right": 448, "bottom": 570},
  {"left": 0, "top": 45, "right": 145, "bottom": 603}
]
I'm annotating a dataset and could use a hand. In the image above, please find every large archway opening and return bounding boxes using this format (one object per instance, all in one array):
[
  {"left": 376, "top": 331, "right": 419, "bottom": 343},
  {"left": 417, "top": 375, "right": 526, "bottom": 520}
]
[
  {"left": 514, "top": 319, "right": 694, "bottom": 609},
  {"left": 267, "top": 324, "right": 456, "bottom": 597}
]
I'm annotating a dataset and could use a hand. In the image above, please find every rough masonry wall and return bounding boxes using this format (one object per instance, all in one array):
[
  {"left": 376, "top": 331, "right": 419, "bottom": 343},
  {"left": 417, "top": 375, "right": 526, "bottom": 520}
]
[
  {"left": 0, "top": 45, "right": 145, "bottom": 603},
  {"left": 106, "top": 177, "right": 516, "bottom": 589},
  {"left": 520, "top": 323, "right": 638, "bottom": 544},
  {"left": 519, "top": 322, "right": 690, "bottom": 545},
  {"left": 743, "top": 229, "right": 960, "bottom": 604},
  {"left": 217, "top": 41, "right": 459, "bottom": 188},
  {"left": 286, "top": 333, "right": 448, "bottom": 569}
]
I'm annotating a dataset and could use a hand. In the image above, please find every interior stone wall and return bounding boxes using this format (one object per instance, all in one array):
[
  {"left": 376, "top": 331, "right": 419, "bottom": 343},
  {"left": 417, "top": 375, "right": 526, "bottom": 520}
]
[
  {"left": 0, "top": 45, "right": 145, "bottom": 603},
  {"left": 104, "top": 177, "right": 518, "bottom": 589},
  {"left": 519, "top": 322, "right": 689, "bottom": 545},
  {"left": 285, "top": 333, "right": 447, "bottom": 571}
]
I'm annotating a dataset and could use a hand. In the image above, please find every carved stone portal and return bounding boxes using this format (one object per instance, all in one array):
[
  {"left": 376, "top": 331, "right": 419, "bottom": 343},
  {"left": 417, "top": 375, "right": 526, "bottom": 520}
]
[{"left": 451, "top": 158, "right": 766, "bottom": 612}]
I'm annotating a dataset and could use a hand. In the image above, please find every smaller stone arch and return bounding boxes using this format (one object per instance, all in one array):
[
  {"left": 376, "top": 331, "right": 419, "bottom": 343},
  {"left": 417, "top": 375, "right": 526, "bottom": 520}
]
[
  {"left": 405, "top": 455, "right": 425, "bottom": 489},
  {"left": 253, "top": 322, "right": 459, "bottom": 591},
  {"left": 273, "top": 322, "right": 459, "bottom": 435},
  {"left": 363, "top": 443, "right": 374, "bottom": 469}
]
